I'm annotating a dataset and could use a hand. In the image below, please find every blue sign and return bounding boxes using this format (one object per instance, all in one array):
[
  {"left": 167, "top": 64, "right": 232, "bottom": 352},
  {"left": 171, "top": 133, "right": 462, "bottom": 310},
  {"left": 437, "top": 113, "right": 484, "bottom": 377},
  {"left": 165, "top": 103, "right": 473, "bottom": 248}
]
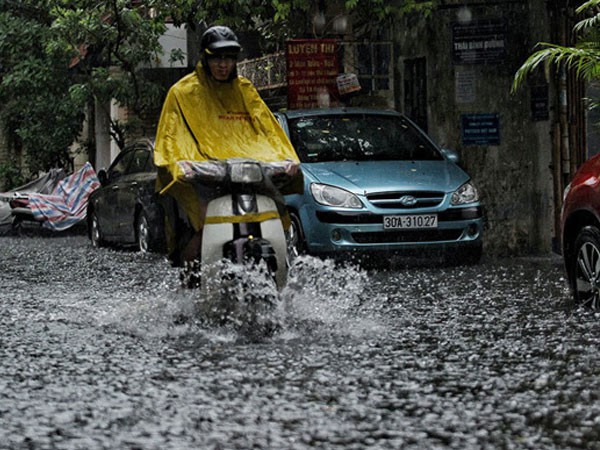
[{"left": 461, "top": 113, "right": 500, "bottom": 146}]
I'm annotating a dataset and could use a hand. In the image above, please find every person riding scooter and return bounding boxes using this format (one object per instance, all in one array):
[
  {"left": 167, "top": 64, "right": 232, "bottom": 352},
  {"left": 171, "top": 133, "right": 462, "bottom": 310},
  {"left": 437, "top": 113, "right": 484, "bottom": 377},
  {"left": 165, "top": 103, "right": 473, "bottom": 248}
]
[{"left": 154, "top": 25, "right": 302, "bottom": 267}]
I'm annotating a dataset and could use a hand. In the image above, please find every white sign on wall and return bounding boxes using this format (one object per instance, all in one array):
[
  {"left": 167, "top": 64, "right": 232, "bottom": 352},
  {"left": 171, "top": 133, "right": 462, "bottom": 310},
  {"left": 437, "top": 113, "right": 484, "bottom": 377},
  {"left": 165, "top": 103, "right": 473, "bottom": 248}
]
[{"left": 455, "top": 70, "right": 476, "bottom": 104}]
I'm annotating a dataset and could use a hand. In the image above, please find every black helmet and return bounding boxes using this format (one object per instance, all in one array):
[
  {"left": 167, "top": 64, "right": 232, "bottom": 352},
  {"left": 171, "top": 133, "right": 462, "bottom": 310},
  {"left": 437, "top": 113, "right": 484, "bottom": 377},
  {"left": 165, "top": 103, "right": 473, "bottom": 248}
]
[{"left": 200, "top": 26, "right": 241, "bottom": 55}]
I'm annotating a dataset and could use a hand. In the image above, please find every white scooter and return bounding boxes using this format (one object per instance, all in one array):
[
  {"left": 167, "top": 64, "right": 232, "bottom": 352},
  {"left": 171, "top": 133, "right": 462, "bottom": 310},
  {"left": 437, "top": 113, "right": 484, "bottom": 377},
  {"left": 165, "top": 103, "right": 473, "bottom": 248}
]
[{"left": 173, "top": 158, "right": 299, "bottom": 335}]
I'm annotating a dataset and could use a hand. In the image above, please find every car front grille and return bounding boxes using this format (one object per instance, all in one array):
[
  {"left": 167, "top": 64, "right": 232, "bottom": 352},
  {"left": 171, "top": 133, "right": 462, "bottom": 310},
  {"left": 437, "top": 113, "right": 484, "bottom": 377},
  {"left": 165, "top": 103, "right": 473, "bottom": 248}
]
[
  {"left": 352, "top": 229, "right": 463, "bottom": 243},
  {"left": 366, "top": 191, "right": 445, "bottom": 209},
  {"left": 316, "top": 206, "right": 483, "bottom": 224}
]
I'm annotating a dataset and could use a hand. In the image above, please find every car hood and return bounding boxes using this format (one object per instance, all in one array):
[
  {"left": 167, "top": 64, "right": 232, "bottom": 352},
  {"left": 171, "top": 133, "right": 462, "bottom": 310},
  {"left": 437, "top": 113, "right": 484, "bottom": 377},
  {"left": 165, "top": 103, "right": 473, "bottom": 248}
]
[{"left": 301, "top": 160, "right": 470, "bottom": 194}]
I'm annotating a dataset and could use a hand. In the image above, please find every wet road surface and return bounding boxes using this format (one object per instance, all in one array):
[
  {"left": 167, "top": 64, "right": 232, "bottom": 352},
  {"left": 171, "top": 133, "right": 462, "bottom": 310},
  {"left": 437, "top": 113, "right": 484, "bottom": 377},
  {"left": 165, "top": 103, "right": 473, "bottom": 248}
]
[{"left": 1, "top": 234, "right": 599, "bottom": 449}]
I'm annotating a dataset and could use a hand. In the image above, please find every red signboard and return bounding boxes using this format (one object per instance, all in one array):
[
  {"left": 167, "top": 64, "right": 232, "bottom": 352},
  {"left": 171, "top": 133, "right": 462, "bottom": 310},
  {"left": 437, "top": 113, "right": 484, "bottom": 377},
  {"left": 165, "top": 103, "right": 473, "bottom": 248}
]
[{"left": 286, "top": 39, "right": 339, "bottom": 109}]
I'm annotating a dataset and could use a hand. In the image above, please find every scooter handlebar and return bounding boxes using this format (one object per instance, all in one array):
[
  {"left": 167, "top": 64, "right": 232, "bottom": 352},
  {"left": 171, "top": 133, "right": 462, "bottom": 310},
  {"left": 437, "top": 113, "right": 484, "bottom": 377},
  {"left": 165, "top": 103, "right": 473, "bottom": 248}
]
[
  {"left": 177, "top": 158, "right": 300, "bottom": 185},
  {"left": 177, "top": 160, "right": 228, "bottom": 183}
]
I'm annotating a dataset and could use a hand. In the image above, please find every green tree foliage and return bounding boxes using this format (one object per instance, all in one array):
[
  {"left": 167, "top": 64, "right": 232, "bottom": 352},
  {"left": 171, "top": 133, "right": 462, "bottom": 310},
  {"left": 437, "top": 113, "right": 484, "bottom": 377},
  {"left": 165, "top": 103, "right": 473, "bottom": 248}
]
[
  {"left": 0, "top": 0, "right": 85, "bottom": 175},
  {"left": 48, "top": 0, "right": 169, "bottom": 149},
  {"left": 161, "top": 0, "right": 433, "bottom": 52},
  {"left": 0, "top": 0, "right": 169, "bottom": 174},
  {"left": 513, "top": 0, "right": 600, "bottom": 91}
]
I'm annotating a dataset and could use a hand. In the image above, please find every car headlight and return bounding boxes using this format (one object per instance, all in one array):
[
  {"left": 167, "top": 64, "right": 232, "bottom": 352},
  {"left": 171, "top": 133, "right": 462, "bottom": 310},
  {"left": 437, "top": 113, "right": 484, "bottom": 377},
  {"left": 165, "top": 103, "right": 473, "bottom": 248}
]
[
  {"left": 310, "top": 183, "right": 363, "bottom": 208},
  {"left": 451, "top": 181, "right": 479, "bottom": 205}
]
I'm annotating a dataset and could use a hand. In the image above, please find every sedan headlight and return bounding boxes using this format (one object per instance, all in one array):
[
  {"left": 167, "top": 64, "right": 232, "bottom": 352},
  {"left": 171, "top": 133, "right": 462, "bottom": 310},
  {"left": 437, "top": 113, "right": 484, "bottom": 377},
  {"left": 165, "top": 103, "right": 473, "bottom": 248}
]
[
  {"left": 451, "top": 181, "right": 479, "bottom": 205},
  {"left": 310, "top": 183, "right": 363, "bottom": 208}
]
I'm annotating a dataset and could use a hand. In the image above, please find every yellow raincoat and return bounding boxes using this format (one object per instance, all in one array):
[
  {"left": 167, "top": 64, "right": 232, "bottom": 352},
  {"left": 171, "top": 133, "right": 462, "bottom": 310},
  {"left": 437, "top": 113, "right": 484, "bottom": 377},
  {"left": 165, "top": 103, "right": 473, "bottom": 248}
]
[{"left": 154, "top": 63, "right": 301, "bottom": 239}]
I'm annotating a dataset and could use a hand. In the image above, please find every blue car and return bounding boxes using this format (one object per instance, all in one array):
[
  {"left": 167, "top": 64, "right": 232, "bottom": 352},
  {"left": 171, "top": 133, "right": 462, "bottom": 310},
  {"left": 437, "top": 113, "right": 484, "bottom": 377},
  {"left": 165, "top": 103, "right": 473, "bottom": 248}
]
[{"left": 275, "top": 108, "right": 484, "bottom": 264}]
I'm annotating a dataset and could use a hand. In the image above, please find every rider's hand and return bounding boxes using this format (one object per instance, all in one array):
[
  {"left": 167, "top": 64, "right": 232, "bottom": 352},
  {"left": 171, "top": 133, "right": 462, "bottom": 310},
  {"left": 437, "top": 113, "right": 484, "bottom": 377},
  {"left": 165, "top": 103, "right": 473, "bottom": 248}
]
[{"left": 283, "top": 159, "right": 300, "bottom": 177}]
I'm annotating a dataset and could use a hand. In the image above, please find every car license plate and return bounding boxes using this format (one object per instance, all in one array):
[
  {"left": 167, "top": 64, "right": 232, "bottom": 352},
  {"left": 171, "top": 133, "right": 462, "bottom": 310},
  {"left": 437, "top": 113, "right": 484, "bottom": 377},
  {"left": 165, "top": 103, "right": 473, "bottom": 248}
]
[{"left": 383, "top": 214, "right": 438, "bottom": 229}]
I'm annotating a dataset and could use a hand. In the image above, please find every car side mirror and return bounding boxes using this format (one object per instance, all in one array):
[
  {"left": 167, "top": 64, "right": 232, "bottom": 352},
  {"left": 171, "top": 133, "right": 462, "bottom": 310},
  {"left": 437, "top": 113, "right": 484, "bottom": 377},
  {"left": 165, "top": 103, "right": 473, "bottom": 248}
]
[
  {"left": 97, "top": 169, "right": 108, "bottom": 186},
  {"left": 441, "top": 148, "right": 460, "bottom": 164}
]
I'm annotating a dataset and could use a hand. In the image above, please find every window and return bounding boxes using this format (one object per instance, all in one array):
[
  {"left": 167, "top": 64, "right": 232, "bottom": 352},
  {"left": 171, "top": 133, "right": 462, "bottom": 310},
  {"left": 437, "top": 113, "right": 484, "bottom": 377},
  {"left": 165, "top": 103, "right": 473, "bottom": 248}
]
[
  {"left": 340, "top": 41, "right": 393, "bottom": 95},
  {"left": 128, "top": 149, "right": 150, "bottom": 174},
  {"left": 289, "top": 114, "right": 442, "bottom": 163},
  {"left": 108, "top": 150, "right": 135, "bottom": 181}
]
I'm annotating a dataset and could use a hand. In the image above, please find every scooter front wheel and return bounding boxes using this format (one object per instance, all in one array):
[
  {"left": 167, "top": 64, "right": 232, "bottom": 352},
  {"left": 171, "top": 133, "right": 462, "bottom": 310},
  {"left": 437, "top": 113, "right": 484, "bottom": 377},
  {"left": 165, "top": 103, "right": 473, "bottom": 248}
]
[
  {"left": 180, "top": 260, "right": 202, "bottom": 289},
  {"left": 217, "top": 261, "right": 282, "bottom": 339}
]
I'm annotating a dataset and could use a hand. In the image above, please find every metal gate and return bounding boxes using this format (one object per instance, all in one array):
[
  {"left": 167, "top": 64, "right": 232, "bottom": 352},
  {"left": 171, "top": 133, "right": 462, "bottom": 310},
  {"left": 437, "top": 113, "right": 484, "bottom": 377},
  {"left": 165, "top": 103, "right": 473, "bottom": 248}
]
[{"left": 237, "top": 41, "right": 394, "bottom": 107}]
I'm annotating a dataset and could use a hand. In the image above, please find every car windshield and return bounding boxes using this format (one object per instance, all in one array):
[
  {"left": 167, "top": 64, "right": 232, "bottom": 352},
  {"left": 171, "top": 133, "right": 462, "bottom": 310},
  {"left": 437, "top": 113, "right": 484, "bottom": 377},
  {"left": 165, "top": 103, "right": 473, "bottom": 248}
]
[{"left": 288, "top": 114, "right": 443, "bottom": 163}]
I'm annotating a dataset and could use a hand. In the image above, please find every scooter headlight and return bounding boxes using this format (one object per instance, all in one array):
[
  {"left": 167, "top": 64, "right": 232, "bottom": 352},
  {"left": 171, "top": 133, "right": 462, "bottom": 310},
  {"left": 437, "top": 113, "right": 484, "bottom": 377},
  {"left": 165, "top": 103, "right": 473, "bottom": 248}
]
[{"left": 230, "top": 162, "right": 263, "bottom": 183}]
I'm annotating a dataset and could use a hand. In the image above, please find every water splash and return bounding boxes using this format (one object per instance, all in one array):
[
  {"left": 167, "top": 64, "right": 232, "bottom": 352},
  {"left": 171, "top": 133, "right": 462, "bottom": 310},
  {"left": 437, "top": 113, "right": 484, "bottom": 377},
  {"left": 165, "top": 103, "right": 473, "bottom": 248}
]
[
  {"left": 279, "top": 256, "right": 386, "bottom": 338},
  {"left": 93, "top": 254, "right": 386, "bottom": 343}
]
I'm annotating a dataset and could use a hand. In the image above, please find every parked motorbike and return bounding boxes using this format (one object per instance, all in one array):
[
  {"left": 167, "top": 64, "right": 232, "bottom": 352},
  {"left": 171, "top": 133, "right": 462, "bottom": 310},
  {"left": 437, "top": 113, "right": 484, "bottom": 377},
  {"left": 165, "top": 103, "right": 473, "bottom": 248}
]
[{"left": 170, "top": 157, "right": 299, "bottom": 336}]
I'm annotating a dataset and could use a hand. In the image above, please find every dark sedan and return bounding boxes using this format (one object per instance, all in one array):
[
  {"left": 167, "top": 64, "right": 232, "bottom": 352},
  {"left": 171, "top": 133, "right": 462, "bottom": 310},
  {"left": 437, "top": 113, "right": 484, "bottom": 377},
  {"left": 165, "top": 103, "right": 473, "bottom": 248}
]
[{"left": 87, "top": 139, "right": 165, "bottom": 253}]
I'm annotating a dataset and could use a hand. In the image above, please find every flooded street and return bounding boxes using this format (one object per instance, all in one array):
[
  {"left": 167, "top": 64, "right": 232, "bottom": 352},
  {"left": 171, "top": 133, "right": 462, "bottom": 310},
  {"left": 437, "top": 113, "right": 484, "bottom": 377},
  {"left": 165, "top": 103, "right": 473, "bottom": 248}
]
[{"left": 1, "top": 234, "right": 599, "bottom": 449}]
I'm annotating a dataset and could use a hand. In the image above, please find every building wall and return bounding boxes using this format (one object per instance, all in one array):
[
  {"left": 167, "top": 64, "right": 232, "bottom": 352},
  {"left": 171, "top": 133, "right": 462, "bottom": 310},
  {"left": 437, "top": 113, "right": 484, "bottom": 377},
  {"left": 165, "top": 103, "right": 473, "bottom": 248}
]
[
  {"left": 395, "top": 1, "right": 555, "bottom": 255},
  {"left": 0, "top": 126, "right": 7, "bottom": 191}
]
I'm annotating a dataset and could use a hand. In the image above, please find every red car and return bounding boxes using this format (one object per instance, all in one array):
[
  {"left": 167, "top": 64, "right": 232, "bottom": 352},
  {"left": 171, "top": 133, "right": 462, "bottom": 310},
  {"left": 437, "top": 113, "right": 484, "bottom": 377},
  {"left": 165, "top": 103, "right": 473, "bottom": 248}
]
[{"left": 561, "top": 153, "right": 600, "bottom": 308}]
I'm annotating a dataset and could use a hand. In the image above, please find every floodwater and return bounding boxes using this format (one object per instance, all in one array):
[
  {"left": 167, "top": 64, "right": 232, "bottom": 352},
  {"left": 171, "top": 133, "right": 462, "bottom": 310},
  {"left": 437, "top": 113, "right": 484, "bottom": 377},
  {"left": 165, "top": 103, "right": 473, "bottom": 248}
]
[{"left": 1, "top": 235, "right": 599, "bottom": 449}]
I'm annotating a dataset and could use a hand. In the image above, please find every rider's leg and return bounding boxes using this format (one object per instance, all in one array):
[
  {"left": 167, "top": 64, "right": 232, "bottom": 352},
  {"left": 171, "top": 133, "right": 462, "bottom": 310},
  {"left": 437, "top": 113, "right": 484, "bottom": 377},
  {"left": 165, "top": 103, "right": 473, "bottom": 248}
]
[{"left": 182, "top": 229, "right": 203, "bottom": 262}]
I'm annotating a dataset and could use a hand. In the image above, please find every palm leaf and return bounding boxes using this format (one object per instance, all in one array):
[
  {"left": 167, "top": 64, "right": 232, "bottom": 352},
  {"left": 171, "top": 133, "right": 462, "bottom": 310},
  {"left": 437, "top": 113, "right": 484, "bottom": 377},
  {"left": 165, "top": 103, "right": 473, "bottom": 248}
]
[
  {"left": 573, "top": 13, "right": 600, "bottom": 34},
  {"left": 513, "top": 44, "right": 600, "bottom": 92},
  {"left": 576, "top": 0, "right": 600, "bottom": 15},
  {"left": 514, "top": 0, "right": 600, "bottom": 92}
]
